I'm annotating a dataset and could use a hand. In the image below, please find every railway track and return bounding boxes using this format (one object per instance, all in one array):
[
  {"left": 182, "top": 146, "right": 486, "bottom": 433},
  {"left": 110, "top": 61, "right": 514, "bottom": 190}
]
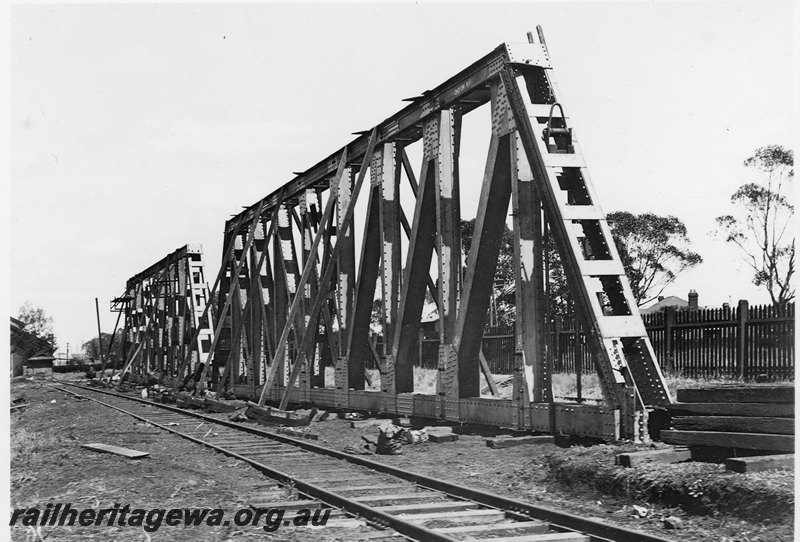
[{"left": 53, "top": 382, "right": 674, "bottom": 542}]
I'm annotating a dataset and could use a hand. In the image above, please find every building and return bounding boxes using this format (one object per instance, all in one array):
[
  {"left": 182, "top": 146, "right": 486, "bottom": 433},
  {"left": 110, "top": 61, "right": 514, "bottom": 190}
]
[
  {"left": 640, "top": 290, "right": 702, "bottom": 315},
  {"left": 10, "top": 317, "right": 56, "bottom": 377},
  {"left": 25, "top": 356, "right": 55, "bottom": 376}
]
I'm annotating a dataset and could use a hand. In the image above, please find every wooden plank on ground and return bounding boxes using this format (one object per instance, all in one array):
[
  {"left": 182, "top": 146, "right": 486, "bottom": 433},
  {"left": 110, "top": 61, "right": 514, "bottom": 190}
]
[
  {"left": 725, "top": 454, "right": 794, "bottom": 473},
  {"left": 661, "top": 430, "right": 794, "bottom": 452},
  {"left": 616, "top": 447, "right": 691, "bottom": 467},
  {"left": 248, "top": 500, "right": 325, "bottom": 511},
  {"left": 81, "top": 443, "right": 150, "bottom": 459},
  {"left": 376, "top": 501, "right": 477, "bottom": 514},
  {"left": 667, "top": 402, "right": 795, "bottom": 418},
  {"left": 434, "top": 521, "right": 549, "bottom": 535},
  {"left": 487, "top": 534, "right": 589, "bottom": 541},
  {"left": 486, "top": 435, "right": 555, "bottom": 448},
  {"left": 353, "top": 493, "right": 437, "bottom": 504},
  {"left": 673, "top": 416, "right": 794, "bottom": 435},
  {"left": 402, "top": 509, "right": 505, "bottom": 524},
  {"left": 204, "top": 397, "right": 245, "bottom": 413},
  {"left": 175, "top": 392, "right": 206, "bottom": 409},
  {"left": 676, "top": 386, "right": 794, "bottom": 404}
]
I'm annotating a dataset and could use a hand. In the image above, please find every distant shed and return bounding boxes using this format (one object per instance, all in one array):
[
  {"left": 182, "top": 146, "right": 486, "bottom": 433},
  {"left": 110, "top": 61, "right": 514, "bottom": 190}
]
[{"left": 25, "top": 355, "right": 55, "bottom": 376}]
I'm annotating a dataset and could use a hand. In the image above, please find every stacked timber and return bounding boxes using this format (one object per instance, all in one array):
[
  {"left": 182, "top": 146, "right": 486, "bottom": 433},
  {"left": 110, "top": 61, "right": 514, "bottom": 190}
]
[{"left": 661, "top": 384, "right": 794, "bottom": 454}]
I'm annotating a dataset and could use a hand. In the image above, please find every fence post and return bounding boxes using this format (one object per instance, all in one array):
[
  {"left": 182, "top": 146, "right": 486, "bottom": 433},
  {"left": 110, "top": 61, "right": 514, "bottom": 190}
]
[
  {"left": 574, "top": 320, "right": 582, "bottom": 401},
  {"left": 554, "top": 319, "right": 562, "bottom": 372},
  {"left": 664, "top": 306, "right": 675, "bottom": 373},
  {"left": 418, "top": 328, "right": 424, "bottom": 369},
  {"left": 737, "top": 299, "right": 749, "bottom": 379}
]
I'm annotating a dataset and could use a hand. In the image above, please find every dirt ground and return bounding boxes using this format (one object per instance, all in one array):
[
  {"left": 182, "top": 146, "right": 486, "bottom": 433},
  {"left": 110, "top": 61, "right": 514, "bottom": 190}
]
[
  {"left": 10, "top": 377, "right": 794, "bottom": 542},
  {"left": 9, "top": 379, "right": 379, "bottom": 542},
  {"left": 304, "top": 416, "right": 793, "bottom": 542}
]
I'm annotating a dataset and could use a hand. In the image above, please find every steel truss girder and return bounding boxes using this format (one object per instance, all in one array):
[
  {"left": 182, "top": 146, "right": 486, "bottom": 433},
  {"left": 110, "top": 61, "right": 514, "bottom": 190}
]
[
  {"left": 171, "top": 30, "right": 671, "bottom": 441},
  {"left": 120, "top": 245, "right": 212, "bottom": 385}
]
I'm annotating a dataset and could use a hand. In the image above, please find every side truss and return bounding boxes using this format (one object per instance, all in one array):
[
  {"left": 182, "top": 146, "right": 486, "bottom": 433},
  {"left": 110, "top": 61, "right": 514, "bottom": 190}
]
[
  {"left": 127, "top": 29, "right": 672, "bottom": 441},
  {"left": 118, "top": 244, "right": 213, "bottom": 387}
]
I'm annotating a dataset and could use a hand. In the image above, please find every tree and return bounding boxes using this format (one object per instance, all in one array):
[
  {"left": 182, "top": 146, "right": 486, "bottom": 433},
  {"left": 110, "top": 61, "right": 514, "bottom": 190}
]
[
  {"left": 17, "top": 302, "right": 57, "bottom": 352},
  {"left": 606, "top": 212, "right": 702, "bottom": 306},
  {"left": 82, "top": 330, "right": 125, "bottom": 365},
  {"left": 715, "top": 145, "right": 794, "bottom": 307},
  {"left": 545, "top": 237, "right": 574, "bottom": 320},
  {"left": 460, "top": 218, "right": 516, "bottom": 328}
]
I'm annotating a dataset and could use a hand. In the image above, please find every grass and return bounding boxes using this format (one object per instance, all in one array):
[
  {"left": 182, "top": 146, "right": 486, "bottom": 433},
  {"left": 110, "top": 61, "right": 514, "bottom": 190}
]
[{"left": 535, "top": 444, "right": 795, "bottom": 522}]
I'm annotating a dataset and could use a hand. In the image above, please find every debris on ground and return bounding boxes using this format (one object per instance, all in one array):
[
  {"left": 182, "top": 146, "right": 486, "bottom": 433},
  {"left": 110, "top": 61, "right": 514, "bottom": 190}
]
[
  {"left": 227, "top": 408, "right": 248, "bottom": 422},
  {"left": 425, "top": 426, "right": 459, "bottom": 443},
  {"left": 350, "top": 418, "right": 390, "bottom": 429},
  {"left": 632, "top": 505, "right": 650, "bottom": 518},
  {"left": 403, "top": 428, "right": 428, "bottom": 444},
  {"left": 663, "top": 516, "right": 683, "bottom": 529},
  {"left": 375, "top": 422, "right": 405, "bottom": 455},
  {"left": 245, "top": 403, "right": 316, "bottom": 426}
]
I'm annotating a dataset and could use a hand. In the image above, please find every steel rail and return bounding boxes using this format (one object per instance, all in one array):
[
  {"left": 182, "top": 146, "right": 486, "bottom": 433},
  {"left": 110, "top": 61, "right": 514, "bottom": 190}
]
[
  {"left": 59, "top": 382, "right": 675, "bottom": 542},
  {"left": 52, "top": 383, "right": 457, "bottom": 542}
]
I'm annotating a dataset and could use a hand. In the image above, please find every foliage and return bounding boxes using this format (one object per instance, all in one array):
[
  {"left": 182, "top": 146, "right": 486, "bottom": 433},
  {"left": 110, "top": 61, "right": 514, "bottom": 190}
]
[
  {"left": 16, "top": 302, "right": 57, "bottom": 354},
  {"left": 82, "top": 330, "right": 125, "bottom": 365},
  {"left": 715, "top": 145, "right": 794, "bottom": 307},
  {"left": 459, "top": 219, "right": 581, "bottom": 323},
  {"left": 606, "top": 212, "right": 702, "bottom": 305},
  {"left": 544, "top": 236, "right": 575, "bottom": 320},
  {"left": 68, "top": 354, "right": 87, "bottom": 366},
  {"left": 460, "top": 218, "right": 516, "bottom": 328},
  {"left": 539, "top": 447, "right": 794, "bottom": 521}
]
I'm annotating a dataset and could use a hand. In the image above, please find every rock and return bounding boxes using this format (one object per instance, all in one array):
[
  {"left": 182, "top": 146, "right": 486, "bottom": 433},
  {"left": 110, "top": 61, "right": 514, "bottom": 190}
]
[
  {"left": 632, "top": 505, "right": 649, "bottom": 518},
  {"left": 663, "top": 516, "right": 683, "bottom": 529}
]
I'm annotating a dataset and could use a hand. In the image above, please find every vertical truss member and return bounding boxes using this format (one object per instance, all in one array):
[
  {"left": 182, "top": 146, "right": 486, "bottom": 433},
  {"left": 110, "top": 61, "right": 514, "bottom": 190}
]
[{"left": 203, "top": 27, "right": 671, "bottom": 442}]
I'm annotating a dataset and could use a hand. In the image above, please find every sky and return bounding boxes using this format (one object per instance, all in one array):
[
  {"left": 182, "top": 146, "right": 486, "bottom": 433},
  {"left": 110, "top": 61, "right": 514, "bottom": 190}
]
[{"left": 6, "top": 1, "right": 796, "bottom": 356}]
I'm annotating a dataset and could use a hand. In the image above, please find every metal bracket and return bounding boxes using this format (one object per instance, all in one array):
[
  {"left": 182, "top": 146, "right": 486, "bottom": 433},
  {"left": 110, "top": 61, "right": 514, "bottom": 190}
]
[{"left": 504, "top": 42, "right": 552, "bottom": 69}]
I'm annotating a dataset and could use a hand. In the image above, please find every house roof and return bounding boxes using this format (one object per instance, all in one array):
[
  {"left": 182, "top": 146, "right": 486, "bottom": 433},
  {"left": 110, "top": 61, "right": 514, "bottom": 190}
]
[
  {"left": 10, "top": 317, "right": 56, "bottom": 357},
  {"left": 640, "top": 296, "right": 688, "bottom": 314}
]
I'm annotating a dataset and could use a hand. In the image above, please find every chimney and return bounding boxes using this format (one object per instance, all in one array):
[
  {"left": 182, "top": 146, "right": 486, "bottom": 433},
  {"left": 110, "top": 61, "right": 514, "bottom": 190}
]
[{"left": 688, "top": 289, "right": 699, "bottom": 309}]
